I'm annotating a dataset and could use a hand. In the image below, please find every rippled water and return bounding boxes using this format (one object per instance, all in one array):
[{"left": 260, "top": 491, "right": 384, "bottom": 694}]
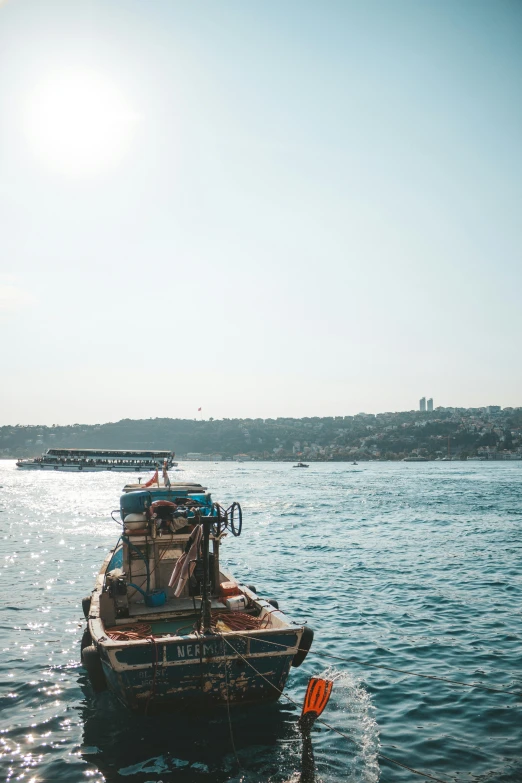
[{"left": 1, "top": 460, "right": 521, "bottom": 782}]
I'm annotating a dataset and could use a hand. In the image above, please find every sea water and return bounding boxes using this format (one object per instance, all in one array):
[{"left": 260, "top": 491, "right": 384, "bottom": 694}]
[{"left": 0, "top": 460, "right": 521, "bottom": 782}]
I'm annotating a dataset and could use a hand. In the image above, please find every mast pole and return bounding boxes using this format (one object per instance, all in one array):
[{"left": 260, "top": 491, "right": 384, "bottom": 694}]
[{"left": 201, "top": 517, "right": 212, "bottom": 633}]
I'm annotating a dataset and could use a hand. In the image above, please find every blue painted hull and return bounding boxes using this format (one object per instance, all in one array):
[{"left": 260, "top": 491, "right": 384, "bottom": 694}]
[{"left": 98, "top": 631, "right": 299, "bottom": 712}]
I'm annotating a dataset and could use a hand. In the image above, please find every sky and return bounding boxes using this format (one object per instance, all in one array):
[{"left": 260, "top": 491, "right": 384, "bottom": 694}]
[{"left": 1, "top": 0, "right": 521, "bottom": 425}]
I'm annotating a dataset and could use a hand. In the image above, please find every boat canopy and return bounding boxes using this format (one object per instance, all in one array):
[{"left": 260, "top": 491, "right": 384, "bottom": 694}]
[{"left": 120, "top": 485, "right": 210, "bottom": 518}]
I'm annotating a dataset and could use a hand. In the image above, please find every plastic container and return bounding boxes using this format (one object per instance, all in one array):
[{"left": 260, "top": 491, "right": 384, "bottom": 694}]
[
  {"left": 120, "top": 489, "right": 212, "bottom": 518},
  {"left": 188, "top": 494, "right": 207, "bottom": 503},
  {"left": 219, "top": 581, "right": 241, "bottom": 598},
  {"left": 225, "top": 595, "right": 247, "bottom": 612},
  {"left": 124, "top": 513, "right": 147, "bottom": 531},
  {"left": 125, "top": 513, "right": 147, "bottom": 523},
  {"left": 145, "top": 589, "right": 167, "bottom": 608}
]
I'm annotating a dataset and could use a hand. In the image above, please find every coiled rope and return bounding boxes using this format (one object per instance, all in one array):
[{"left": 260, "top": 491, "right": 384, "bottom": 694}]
[
  {"left": 105, "top": 623, "right": 153, "bottom": 641},
  {"left": 211, "top": 611, "right": 271, "bottom": 631},
  {"left": 104, "top": 610, "right": 269, "bottom": 641}
]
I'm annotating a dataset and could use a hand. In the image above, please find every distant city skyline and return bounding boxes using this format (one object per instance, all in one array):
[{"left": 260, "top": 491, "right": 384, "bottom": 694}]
[
  {"left": 2, "top": 400, "right": 518, "bottom": 428},
  {"left": 1, "top": 0, "right": 521, "bottom": 425},
  {"left": 419, "top": 397, "right": 434, "bottom": 412}
]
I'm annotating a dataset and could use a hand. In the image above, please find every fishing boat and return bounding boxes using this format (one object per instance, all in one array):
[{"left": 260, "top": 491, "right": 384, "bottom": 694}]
[
  {"left": 293, "top": 462, "right": 309, "bottom": 468},
  {"left": 17, "top": 448, "right": 176, "bottom": 472},
  {"left": 80, "top": 478, "right": 313, "bottom": 712}
]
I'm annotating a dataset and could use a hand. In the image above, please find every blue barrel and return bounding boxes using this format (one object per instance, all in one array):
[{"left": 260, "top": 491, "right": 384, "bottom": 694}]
[
  {"left": 120, "top": 491, "right": 152, "bottom": 518},
  {"left": 120, "top": 490, "right": 212, "bottom": 518}
]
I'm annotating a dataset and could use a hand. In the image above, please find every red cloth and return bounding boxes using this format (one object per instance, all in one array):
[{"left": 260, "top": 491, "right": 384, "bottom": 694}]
[{"left": 143, "top": 469, "right": 158, "bottom": 488}]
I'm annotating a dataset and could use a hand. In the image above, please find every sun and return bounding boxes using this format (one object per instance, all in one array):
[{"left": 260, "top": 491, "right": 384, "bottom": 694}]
[{"left": 23, "top": 68, "right": 138, "bottom": 177}]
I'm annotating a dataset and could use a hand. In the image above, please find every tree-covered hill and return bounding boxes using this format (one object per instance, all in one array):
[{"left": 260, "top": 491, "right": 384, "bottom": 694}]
[{"left": 2, "top": 407, "right": 522, "bottom": 460}]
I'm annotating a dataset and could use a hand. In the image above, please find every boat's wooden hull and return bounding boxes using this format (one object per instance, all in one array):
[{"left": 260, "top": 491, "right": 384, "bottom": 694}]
[
  {"left": 83, "top": 528, "right": 310, "bottom": 713},
  {"left": 97, "top": 630, "right": 298, "bottom": 711}
]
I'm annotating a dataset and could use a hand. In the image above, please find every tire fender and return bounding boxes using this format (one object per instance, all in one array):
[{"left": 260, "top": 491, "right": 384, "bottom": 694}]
[
  {"left": 80, "top": 627, "right": 92, "bottom": 651},
  {"left": 81, "top": 644, "right": 107, "bottom": 692},
  {"left": 292, "top": 625, "right": 314, "bottom": 668},
  {"left": 82, "top": 596, "right": 92, "bottom": 620}
]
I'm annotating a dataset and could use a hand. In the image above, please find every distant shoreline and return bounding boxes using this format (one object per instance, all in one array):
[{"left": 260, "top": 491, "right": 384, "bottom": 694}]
[
  {"left": 2, "top": 456, "right": 520, "bottom": 463},
  {"left": 2, "top": 408, "right": 521, "bottom": 462}
]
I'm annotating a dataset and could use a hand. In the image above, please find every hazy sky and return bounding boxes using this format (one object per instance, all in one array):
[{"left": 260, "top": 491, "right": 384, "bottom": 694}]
[{"left": 1, "top": 0, "right": 521, "bottom": 425}]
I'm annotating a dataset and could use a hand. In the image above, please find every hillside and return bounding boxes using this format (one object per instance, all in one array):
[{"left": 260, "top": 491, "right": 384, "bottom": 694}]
[{"left": 2, "top": 407, "right": 522, "bottom": 461}]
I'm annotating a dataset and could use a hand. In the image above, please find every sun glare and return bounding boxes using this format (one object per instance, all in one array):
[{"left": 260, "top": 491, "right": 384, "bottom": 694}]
[{"left": 24, "top": 69, "right": 138, "bottom": 177}]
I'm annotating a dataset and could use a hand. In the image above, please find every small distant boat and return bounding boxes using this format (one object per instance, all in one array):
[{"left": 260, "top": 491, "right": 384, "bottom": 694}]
[
  {"left": 352, "top": 461, "right": 358, "bottom": 466},
  {"left": 293, "top": 462, "right": 309, "bottom": 468}
]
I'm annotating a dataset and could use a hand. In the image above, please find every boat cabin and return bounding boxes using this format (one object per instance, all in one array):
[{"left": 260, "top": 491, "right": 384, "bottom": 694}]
[{"left": 94, "top": 483, "right": 276, "bottom": 630}]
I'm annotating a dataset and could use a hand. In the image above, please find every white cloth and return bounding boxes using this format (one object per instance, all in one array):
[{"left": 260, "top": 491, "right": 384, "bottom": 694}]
[{"left": 168, "top": 524, "right": 203, "bottom": 597}]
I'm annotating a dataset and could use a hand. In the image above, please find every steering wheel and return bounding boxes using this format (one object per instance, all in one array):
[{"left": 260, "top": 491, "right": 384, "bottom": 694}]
[{"left": 227, "top": 502, "right": 242, "bottom": 537}]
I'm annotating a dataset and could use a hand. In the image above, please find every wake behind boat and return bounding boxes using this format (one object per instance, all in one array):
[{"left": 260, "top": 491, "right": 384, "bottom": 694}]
[
  {"left": 17, "top": 448, "right": 176, "bottom": 472},
  {"left": 80, "top": 472, "right": 313, "bottom": 711}
]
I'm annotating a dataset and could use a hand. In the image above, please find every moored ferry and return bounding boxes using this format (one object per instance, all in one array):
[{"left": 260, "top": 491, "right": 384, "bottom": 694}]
[{"left": 16, "top": 448, "right": 176, "bottom": 472}]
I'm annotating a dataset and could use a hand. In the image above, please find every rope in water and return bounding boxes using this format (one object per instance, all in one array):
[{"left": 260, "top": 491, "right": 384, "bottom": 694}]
[
  {"left": 221, "top": 637, "right": 242, "bottom": 770},
  {"left": 145, "top": 635, "right": 159, "bottom": 716},
  {"left": 225, "top": 633, "right": 522, "bottom": 699},
  {"left": 104, "top": 620, "right": 458, "bottom": 779},
  {"left": 104, "top": 615, "right": 520, "bottom": 698},
  {"left": 217, "top": 632, "right": 451, "bottom": 783}
]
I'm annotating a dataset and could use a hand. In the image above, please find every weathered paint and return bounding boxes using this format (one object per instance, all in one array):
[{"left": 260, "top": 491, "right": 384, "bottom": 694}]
[
  {"left": 106, "top": 631, "right": 298, "bottom": 667},
  {"left": 107, "top": 546, "right": 123, "bottom": 571},
  {"left": 88, "top": 540, "right": 308, "bottom": 712},
  {"left": 248, "top": 633, "right": 298, "bottom": 655},
  {"left": 100, "top": 647, "right": 294, "bottom": 711}
]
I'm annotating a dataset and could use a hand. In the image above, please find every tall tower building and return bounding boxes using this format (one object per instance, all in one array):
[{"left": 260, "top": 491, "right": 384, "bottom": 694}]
[
  {"left": 419, "top": 397, "right": 426, "bottom": 412},
  {"left": 427, "top": 398, "right": 433, "bottom": 412}
]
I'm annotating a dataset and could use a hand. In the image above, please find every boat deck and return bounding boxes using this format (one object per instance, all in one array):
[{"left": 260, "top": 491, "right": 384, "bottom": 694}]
[{"left": 115, "top": 597, "right": 228, "bottom": 625}]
